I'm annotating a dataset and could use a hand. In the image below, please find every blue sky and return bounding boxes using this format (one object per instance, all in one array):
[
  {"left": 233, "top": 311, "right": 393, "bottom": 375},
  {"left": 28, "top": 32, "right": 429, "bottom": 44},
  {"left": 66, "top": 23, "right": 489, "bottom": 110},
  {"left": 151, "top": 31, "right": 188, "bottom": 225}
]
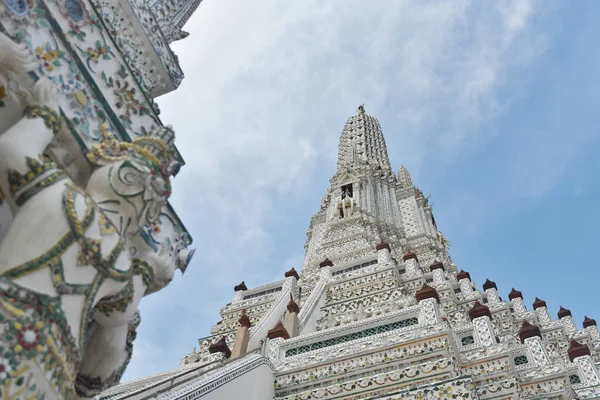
[{"left": 123, "top": 0, "right": 600, "bottom": 381}]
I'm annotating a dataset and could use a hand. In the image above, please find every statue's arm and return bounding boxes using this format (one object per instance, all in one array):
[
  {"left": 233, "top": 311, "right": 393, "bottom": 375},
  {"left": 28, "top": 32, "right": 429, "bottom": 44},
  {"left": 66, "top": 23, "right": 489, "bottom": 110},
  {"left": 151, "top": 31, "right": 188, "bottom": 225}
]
[{"left": 76, "top": 311, "right": 141, "bottom": 397}]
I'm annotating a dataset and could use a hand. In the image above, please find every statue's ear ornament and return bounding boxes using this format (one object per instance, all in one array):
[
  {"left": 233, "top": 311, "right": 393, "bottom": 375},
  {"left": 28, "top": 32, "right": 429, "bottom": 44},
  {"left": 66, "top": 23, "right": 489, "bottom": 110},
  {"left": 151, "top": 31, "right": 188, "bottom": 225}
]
[{"left": 177, "top": 247, "right": 195, "bottom": 274}]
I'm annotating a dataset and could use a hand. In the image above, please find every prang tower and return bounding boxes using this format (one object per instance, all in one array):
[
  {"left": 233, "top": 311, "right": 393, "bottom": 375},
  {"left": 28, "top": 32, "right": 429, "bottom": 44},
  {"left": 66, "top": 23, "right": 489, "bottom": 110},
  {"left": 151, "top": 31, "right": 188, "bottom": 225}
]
[{"left": 100, "top": 107, "right": 600, "bottom": 400}]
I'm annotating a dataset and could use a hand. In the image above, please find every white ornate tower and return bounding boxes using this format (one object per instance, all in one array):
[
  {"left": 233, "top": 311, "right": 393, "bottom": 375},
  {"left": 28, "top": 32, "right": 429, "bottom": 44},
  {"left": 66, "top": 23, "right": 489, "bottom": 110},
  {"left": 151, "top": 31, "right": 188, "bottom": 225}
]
[
  {"left": 147, "top": 0, "right": 204, "bottom": 42},
  {"left": 99, "top": 106, "right": 600, "bottom": 400}
]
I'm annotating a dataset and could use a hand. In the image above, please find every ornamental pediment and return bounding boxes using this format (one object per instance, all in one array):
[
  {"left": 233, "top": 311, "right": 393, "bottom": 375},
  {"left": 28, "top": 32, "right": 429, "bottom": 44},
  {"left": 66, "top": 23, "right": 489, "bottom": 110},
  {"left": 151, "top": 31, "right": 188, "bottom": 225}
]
[{"left": 329, "top": 168, "right": 363, "bottom": 187}]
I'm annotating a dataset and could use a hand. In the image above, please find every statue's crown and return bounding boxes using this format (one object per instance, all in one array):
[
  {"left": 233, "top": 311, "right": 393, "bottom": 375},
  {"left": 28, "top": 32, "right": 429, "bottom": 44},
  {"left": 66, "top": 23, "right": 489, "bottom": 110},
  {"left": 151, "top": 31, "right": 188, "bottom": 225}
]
[
  {"left": 133, "top": 125, "right": 176, "bottom": 172},
  {"left": 87, "top": 125, "right": 179, "bottom": 177}
]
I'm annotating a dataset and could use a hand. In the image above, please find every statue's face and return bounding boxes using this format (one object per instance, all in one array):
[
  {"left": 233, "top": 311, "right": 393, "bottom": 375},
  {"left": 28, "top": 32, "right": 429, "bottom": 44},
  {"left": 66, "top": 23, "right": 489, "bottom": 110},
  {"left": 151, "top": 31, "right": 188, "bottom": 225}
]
[
  {"left": 95, "top": 156, "right": 171, "bottom": 236},
  {"left": 129, "top": 233, "right": 177, "bottom": 296},
  {"left": 138, "top": 163, "right": 170, "bottom": 226}
]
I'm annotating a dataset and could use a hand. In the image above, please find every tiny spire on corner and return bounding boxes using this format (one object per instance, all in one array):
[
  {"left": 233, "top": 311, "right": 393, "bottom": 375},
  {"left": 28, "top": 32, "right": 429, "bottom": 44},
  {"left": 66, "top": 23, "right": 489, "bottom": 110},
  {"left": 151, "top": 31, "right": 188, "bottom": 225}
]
[{"left": 358, "top": 104, "right": 365, "bottom": 114}]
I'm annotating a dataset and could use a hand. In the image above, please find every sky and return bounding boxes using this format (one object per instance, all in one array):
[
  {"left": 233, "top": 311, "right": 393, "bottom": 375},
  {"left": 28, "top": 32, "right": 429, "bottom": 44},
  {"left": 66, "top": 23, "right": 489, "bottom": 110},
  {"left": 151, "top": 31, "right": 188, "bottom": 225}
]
[{"left": 123, "top": 0, "right": 600, "bottom": 381}]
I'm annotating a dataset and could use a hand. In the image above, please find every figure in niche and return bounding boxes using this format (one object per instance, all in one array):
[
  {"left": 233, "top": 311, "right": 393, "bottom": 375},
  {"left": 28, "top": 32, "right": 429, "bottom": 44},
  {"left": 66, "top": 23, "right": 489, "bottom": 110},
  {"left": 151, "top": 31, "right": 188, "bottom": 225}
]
[
  {"left": 338, "top": 183, "right": 354, "bottom": 218},
  {"left": 341, "top": 183, "right": 353, "bottom": 199}
]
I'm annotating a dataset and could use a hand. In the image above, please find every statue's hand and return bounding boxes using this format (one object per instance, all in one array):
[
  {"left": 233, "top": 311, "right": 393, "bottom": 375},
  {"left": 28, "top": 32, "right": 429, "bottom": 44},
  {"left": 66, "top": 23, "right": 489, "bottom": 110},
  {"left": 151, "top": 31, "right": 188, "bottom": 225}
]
[
  {"left": 0, "top": 33, "right": 38, "bottom": 74},
  {"left": 29, "top": 76, "right": 60, "bottom": 114}
]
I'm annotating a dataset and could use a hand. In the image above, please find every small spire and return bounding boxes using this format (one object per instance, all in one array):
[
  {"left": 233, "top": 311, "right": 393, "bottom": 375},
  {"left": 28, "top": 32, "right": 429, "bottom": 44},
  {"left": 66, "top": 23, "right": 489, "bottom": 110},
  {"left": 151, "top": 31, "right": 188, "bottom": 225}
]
[
  {"left": 234, "top": 281, "right": 247, "bottom": 292},
  {"left": 267, "top": 321, "right": 290, "bottom": 340},
  {"left": 508, "top": 288, "right": 523, "bottom": 300},
  {"left": 415, "top": 283, "right": 440, "bottom": 304},
  {"left": 456, "top": 270, "right": 471, "bottom": 281},
  {"left": 319, "top": 258, "right": 333, "bottom": 268},
  {"left": 239, "top": 310, "right": 251, "bottom": 328},
  {"left": 532, "top": 297, "right": 547, "bottom": 310},
  {"left": 403, "top": 250, "right": 418, "bottom": 262},
  {"left": 429, "top": 261, "right": 444, "bottom": 271},
  {"left": 568, "top": 340, "right": 591, "bottom": 361},
  {"left": 284, "top": 267, "right": 299, "bottom": 280},
  {"left": 482, "top": 279, "right": 497, "bottom": 291},
  {"left": 358, "top": 104, "right": 365, "bottom": 114},
  {"left": 557, "top": 306, "right": 572, "bottom": 319},
  {"left": 468, "top": 301, "right": 492, "bottom": 321},
  {"left": 375, "top": 241, "right": 390, "bottom": 251},
  {"left": 518, "top": 320, "right": 541, "bottom": 343}
]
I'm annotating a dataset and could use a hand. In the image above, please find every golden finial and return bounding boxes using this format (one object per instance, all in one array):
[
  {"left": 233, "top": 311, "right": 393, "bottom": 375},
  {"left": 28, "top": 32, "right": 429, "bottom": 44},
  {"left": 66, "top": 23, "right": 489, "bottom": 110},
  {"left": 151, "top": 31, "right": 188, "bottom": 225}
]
[{"left": 358, "top": 104, "right": 365, "bottom": 114}]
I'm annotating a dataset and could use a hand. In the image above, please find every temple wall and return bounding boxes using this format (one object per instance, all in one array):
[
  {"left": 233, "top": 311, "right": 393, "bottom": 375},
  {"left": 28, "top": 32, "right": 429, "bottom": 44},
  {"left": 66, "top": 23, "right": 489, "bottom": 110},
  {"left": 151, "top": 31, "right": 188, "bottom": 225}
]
[{"left": 198, "top": 361, "right": 274, "bottom": 400}]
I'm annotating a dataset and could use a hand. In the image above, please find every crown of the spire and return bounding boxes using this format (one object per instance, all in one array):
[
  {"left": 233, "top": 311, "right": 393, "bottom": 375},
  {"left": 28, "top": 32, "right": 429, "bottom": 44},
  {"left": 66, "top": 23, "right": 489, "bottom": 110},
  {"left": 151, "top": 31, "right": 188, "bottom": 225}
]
[{"left": 336, "top": 105, "right": 392, "bottom": 173}]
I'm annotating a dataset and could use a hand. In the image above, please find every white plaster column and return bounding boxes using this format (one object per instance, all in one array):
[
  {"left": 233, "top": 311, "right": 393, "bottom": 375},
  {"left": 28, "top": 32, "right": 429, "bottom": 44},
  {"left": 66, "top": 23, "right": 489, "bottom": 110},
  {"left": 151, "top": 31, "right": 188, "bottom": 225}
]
[
  {"left": 284, "top": 295, "right": 299, "bottom": 338},
  {"left": 469, "top": 302, "right": 495, "bottom": 347},
  {"left": 267, "top": 336, "right": 285, "bottom": 366},
  {"left": 403, "top": 251, "right": 421, "bottom": 277},
  {"left": 533, "top": 298, "right": 552, "bottom": 326},
  {"left": 524, "top": 337, "right": 550, "bottom": 366},
  {"left": 508, "top": 288, "right": 527, "bottom": 314},
  {"left": 319, "top": 258, "right": 333, "bottom": 278},
  {"left": 376, "top": 241, "right": 393, "bottom": 266},
  {"left": 430, "top": 261, "right": 445, "bottom": 286},
  {"left": 456, "top": 270, "right": 474, "bottom": 296},
  {"left": 389, "top": 183, "right": 401, "bottom": 224},
  {"left": 482, "top": 279, "right": 500, "bottom": 304},
  {"left": 416, "top": 284, "right": 441, "bottom": 325},
  {"left": 519, "top": 321, "right": 550, "bottom": 367},
  {"left": 569, "top": 341, "right": 600, "bottom": 386},
  {"left": 231, "top": 310, "right": 251, "bottom": 359},
  {"left": 232, "top": 281, "right": 248, "bottom": 303},
  {"left": 366, "top": 177, "right": 374, "bottom": 215},
  {"left": 558, "top": 307, "right": 577, "bottom": 336}
]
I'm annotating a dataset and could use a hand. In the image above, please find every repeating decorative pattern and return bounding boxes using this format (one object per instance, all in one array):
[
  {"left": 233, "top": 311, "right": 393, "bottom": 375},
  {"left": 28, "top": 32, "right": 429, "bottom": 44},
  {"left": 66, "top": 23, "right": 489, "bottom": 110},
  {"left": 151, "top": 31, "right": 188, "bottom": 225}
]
[
  {"left": 286, "top": 318, "right": 418, "bottom": 357},
  {"left": 524, "top": 336, "right": 550, "bottom": 367},
  {"left": 244, "top": 286, "right": 282, "bottom": 300},
  {"left": 535, "top": 306, "right": 552, "bottom": 325},
  {"left": 278, "top": 324, "right": 446, "bottom": 372},
  {"left": 419, "top": 298, "right": 440, "bottom": 325},
  {"left": 484, "top": 287, "right": 500, "bottom": 303},
  {"left": 331, "top": 259, "right": 377, "bottom": 277},
  {"left": 317, "top": 288, "right": 412, "bottom": 330},
  {"left": 275, "top": 336, "right": 449, "bottom": 390},
  {"left": 90, "top": 0, "right": 161, "bottom": 93},
  {"left": 126, "top": 0, "right": 184, "bottom": 87},
  {"left": 574, "top": 355, "right": 600, "bottom": 386},
  {"left": 472, "top": 316, "right": 495, "bottom": 347},
  {"left": 277, "top": 358, "right": 455, "bottom": 400},
  {"left": 511, "top": 298, "right": 527, "bottom": 314}
]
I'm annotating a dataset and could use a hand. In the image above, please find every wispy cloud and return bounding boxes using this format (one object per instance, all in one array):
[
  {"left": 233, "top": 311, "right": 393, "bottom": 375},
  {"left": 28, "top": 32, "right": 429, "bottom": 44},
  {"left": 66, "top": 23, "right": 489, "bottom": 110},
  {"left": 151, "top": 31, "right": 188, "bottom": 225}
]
[{"left": 123, "top": 0, "right": 569, "bottom": 381}]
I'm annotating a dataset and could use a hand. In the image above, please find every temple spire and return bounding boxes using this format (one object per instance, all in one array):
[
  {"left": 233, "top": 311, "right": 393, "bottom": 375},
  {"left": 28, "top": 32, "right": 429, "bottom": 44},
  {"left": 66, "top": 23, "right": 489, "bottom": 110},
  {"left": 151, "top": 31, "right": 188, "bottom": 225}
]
[
  {"left": 336, "top": 105, "right": 392, "bottom": 173},
  {"left": 397, "top": 165, "right": 412, "bottom": 188},
  {"left": 149, "top": 0, "right": 204, "bottom": 43}
]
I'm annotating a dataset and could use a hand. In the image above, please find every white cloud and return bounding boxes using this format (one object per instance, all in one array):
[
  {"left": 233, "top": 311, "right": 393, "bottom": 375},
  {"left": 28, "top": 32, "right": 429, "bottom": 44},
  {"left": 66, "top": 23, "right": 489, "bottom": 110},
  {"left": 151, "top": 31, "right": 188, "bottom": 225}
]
[{"left": 124, "top": 0, "right": 563, "bottom": 380}]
